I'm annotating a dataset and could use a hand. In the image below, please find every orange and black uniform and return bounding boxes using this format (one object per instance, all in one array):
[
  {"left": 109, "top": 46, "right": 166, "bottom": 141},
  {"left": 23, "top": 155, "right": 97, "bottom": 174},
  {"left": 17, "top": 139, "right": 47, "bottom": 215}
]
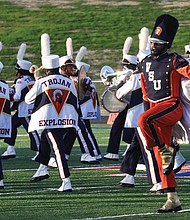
[{"left": 138, "top": 52, "right": 190, "bottom": 189}]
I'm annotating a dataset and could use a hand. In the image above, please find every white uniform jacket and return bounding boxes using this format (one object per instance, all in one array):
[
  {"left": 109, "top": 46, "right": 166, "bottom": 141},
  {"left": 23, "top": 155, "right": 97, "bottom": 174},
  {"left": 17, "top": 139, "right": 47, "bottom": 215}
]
[
  {"left": 180, "top": 76, "right": 190, "bottom": 141},
  {"left": 12, "top": 75, "right": 35, "bottom": 117},
  {"left": 25, "top": 74, "right": 78, "bottom": 132},
  {"left": 116, "top": 73, "right": 144, "bottom": 128},
  {"left": 0, "top": 80, "right": 11, "bottom": 138},
  {"left": 79, "top": 91, "right": 101, "bottom": 120}
]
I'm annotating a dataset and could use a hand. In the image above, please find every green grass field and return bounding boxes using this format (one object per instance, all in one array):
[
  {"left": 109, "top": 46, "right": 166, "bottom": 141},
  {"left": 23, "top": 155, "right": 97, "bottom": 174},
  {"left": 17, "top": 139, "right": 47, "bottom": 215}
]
[
  {"left": 0, "top": 1, "right": 190, "bottom": 219},
  {"left": 0, "top": 125, "right": 190, "bottom": 220},
  {"left": 0, "top": 0, "right": 190, "bottom": 82}
]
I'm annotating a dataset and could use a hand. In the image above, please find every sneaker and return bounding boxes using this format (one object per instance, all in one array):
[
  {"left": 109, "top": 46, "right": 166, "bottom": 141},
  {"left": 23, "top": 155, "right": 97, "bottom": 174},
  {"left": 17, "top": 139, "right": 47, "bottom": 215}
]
[
  {"left": 48, "top": 157, "right": 57, "bottom": 168},
  {"left": 104, "top": 153, "right": 119, "bottom": 161},
  {"left": 120, "top": 174, "right": 135, "bottom": 187},
  {"left": 30, "top": 164, "right": 49, "bottom": 182},
  {"left": 57, "top": 177, "right": 73, "bottom": 192},
  {"left": 159, "top": 145, "right": 176, "bottom": 176},
  {"left": 1, "top": 146, "right": 16, "bottom": 160},
  {"left": 146, "top": 182, "right": 164, "bottom": 193},
  {"left": 157, "top": 192, "right": 182, "bottom": 213},
  {"left": 95, "top": 154, "right": 102, "bottom": 161},
  {"left": 81, "top": 153, "right": 100, "bottom": 164},
  {"left": 173, "top": 151, "right": 186, "bottom": 173}
]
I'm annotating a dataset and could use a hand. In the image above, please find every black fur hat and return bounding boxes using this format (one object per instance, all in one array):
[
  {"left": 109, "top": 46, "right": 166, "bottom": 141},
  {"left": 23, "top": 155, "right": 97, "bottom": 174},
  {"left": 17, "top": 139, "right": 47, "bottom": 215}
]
[{"left": 150, "top": 14, "right": 179, "bottom": 49}]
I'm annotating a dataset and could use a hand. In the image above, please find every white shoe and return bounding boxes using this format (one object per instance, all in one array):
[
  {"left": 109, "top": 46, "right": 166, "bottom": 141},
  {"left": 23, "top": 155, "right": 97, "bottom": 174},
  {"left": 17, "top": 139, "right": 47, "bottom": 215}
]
[
  {"left": 120, "top": 174, "right": 134, "bottom": 187},
  {"left": 104, "top": 153, "right": 119, "bottom": 161},
  {"left": 95, "top": 154, "right": 102, "bottom": 160},
  {"left": 48, "top": 157, "right": 57, "bottom": 168},
  {"left": 57, "top": 177, "right": 73, "bottom": 192},
  {"left": 1, "top": 145, "right": 16, "bottom": 159},
  {"left": 81, "top": 153, "right": 100, "bottom": 164},
  {"left": 173, "top": 151, "right": 186, "bottom": 173},
  {"left": 0, "top": 180, "right": 4, "bottom": 189},
  {"left": 30, "top": 164, "right": 49, "bottom": 182},
  {"left": 147, "top": 182, "right": 163, "bottom": 193},
  {"left": 157, "top": 192, "right": 182, "bottom": 213},
  {"left": 136, "top": 164, "right": 146, "bottom": 171}
]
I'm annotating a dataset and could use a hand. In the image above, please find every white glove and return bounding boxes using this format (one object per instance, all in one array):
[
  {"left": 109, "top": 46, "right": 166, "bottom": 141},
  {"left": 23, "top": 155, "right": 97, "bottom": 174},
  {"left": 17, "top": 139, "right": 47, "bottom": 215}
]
[{"left": 29, "top": 65, "right": 40, "bottom": 80}]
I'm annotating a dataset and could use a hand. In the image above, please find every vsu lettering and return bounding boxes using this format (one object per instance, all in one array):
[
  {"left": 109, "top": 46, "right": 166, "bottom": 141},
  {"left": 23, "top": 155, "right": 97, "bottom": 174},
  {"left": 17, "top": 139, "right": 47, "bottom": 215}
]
[{"left": 148, "top": 72, "right": 162, "bottom": 91}]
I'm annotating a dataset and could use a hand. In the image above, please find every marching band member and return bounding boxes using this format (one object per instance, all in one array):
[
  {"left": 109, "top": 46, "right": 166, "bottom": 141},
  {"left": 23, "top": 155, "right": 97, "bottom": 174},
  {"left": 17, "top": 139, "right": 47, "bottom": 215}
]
[
  {"left": 1, "top": 43, "right": 40, "bottom": 159},
  {"left": 0, "top": 42, "right": 11, "bottom": 189},
  {"left": 26, "top": 34, "right": 78, "bottom": 192},
  {"left": 58, "top": 54, "right": 101, "bottom": 164},
  {"left": 138, "top": 14, "right": 190, "bottom": 212},
  {"left": 102, "top": 37, "right": 137, "bottom": 161},
  {"left": 116, "top": 28, "right": 162, "bottom": 191},
  {"left": 76, "top": 61, "right": 102, "bottom": 163},
  {"left": 58, "top": 39, "right": 102, "bottom": 164}
]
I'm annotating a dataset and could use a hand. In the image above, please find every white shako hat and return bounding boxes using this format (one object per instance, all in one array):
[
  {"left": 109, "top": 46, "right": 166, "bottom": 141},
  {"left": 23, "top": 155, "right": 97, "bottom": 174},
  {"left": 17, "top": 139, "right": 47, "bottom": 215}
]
[
  {"left": 16, "top": 59, "right": 32, "bottom": 71},
  {"left": 42, "top": 54, "right": 60, "bottom": 70},
  {"left": 122, "top": 54, "right": 137, "bottom": 65},
  {"left": 76, "top": 61, "right": 90, "bottom": 73},
  {"left": 122, "top": 37, "right": 137, "bottom": 65},
  {"left": 59, "top": 55, "right": 76, "bottom": 67},
  {"left": 15, "top": 43, "right": 32, "bottom": 71}
]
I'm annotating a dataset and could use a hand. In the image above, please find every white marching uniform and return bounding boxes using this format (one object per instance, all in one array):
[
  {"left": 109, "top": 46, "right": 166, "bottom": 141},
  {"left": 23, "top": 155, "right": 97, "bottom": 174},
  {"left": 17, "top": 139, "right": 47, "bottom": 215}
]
[
  {"left": 77, "top": 81, "right": 101, "bottom": 158},
  {"left": 4, "top": 75, "right": 40, "bottom": 151},
  {"left": 0, "top": 80, "right": 11, "bottom": 181},
  {"left": 180, "top": 76, "right": 190, "bottom": 142},
  {"left": 0, "top": 80, "right": 11, "bottom": 139},
  {"left": 25, "top": 73, "right": 78, "bottom": 179},
  {"left": 117, "top": 73, "right": 161, "bottom": 185}
]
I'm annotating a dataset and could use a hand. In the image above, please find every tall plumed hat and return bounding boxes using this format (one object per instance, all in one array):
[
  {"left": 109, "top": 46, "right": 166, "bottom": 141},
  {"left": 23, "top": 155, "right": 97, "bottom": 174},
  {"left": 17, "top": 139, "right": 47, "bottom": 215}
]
[
  {"left": 75, "top": 46, "right": 90, "bottom": 73},
  {"left": 122, "top": 37, "right": 137, "bottom": 65},
  {"left": 137, "top": 27, "right": 151, "bottom": 62},
  {"left": 150, "top": 14, "right": 179, "bottom": 49},
  {"left": 41, "top": 33, "right": 59, "bottom": 69},
  {"left": 15, "top": 43, "right": 32, "bottom": 75}
]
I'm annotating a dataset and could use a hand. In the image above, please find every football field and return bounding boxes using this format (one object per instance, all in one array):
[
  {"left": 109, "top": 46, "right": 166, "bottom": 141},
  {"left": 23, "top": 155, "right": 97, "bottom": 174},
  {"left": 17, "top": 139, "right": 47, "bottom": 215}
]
[{"left": 0, "top": 125, "right": 190, "bottom": 220}]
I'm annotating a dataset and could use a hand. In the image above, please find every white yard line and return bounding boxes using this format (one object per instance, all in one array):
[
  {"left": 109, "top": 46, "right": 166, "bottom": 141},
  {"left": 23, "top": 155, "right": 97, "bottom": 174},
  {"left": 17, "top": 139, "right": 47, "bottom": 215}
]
[{"left": 71, "top": 209, "right": 190, "bottom": 220}]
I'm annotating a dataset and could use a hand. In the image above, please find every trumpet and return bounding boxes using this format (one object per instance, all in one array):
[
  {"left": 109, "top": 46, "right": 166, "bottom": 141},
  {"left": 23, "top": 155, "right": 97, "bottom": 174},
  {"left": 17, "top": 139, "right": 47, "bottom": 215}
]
[
  {"left": 100, "top": 65, "right": 133, "bottom": 86},
  {"left": 29, "top": 65, "right": 44, "bottom": 80}
]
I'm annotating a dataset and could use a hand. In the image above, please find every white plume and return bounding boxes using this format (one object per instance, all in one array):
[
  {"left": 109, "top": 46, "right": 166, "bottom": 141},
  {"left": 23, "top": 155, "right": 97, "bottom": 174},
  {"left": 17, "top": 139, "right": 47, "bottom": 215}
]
[
  {"left": 0, "top": 42, "right": 3, "bottom": 51},
  {"left": 139, "top": 27, "right": 149, "bottom": 51},
  {"left": 123, "top": 37, "right": 133, "bottom": 56},
  {"left": 41, "top": 33, "right": 50, "bottom": 57},
  {"left": 17, "top": 43, "right": 27, "bottom": 60},
  {"left": 75, "top": 46, "right": 87, "bottom": 61},
  {"left": 66, "top": 37, "right": 73, "bottom": 56}
]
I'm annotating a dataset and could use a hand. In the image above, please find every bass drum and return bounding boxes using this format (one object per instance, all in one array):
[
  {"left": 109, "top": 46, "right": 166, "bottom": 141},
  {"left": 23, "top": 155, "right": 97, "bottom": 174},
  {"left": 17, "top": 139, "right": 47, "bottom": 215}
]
[{"left": 101, "top": 86, "right": 128, "bottom": 113}]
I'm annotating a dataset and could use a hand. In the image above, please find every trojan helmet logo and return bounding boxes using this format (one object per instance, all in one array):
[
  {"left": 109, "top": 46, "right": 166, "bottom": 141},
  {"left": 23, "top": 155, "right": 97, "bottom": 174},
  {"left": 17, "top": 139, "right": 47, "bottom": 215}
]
[
  {"left": 46, "top": 89, "right": 69, "bottom": 114},
  {"left": 154, "top": 26, "right": 162, "bottom": 36},
  {"left": 53, "top": 89, "right": 63, "bottom": 103}
]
